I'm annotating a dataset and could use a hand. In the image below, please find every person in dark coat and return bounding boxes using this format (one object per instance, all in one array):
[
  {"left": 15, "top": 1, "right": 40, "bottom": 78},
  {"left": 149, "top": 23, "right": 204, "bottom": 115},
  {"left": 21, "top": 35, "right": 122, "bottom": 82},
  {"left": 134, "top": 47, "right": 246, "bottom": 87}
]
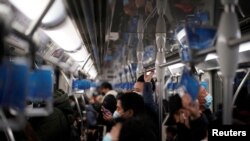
[
  {"left": 98, "top": 82, "right": 118, "bottom": 132},
  {"left": 29, "top": 89, "right": 74, "bottom": 141},
  {"left": 168, "top": 94, "right": 208, "bottom": 141}
]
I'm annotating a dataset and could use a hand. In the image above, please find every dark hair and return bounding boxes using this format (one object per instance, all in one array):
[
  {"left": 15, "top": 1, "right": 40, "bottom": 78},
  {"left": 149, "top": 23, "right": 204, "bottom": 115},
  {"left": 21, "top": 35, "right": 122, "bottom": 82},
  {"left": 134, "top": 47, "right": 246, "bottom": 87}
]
[
  {"left": 100, "top": 81, "right": 113, "bottom": 90},
  {"left": 165, "top": 94, "right": 183, "bottom": 125},
  {"left": 117, "top": 92, "right": 145, "bottom": 116},
  {"left": 136, "top": 74, "right": 156, "bottom": 92},
  {"left": 119, "top": 116, "right": 157, "bottom": 141},
  {"left": 137, "top": 74, "right": 145, "bottom": 82},
  {"left": 168, "top": 94, "right": 182, "bottom": 115}
]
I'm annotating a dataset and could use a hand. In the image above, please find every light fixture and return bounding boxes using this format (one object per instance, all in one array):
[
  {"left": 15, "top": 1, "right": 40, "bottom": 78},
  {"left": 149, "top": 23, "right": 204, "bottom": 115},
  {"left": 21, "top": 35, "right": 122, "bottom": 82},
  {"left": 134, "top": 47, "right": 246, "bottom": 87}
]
[
  {"left": 69, "top": 62, "right": 80, "bottom": 73},
  {"left": 88, "top": 66, "right": 97, "bottom": 79},
  {"left": 9, "top": 0, "right": 66, "bottom": 27},
  {"left": 43, "top": 17, "right": 82, "bottom": 51},
  {"left": 239, "top": 42, "right": 250, "bottom": 52},
  {"left": 67, "top": 46, "right": 88, "bottom": 62},
  {"left": 205, "top": 53, "right": 218, "bottom": 61},
  {"left": 10, "top": 0, "right": 48, "bottom": 20},
  {"left": 83, "top": 59, "right": 93, "bottom": 73},
  {"left": 203, "top": 42, "right": 250, "bottom": 62},
  {"left": 78, "top": 62, "right": 84, "bottom": 69},
  {"left": 176, "top": 28, "right": 186, "bottom": 42},
  {"left": 168, "top": 63, "right": 185, "bottom": 70},
  {"left": 106, "top": 32, "right": 119, "bottom": 41}
]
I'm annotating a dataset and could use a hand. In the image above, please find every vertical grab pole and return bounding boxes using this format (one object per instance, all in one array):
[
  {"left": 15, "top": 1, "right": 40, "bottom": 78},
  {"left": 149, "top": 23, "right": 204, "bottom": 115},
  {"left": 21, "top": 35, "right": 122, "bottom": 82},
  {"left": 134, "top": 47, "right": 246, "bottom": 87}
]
[
  {"left": 136, "top": 15, "right": 145, "bottom": 77},
  {"left": 216, "top": 0, "right": 241, "bottom": 125},
  {"left": 69, "top": 74, "right": 74, "bottom": 96},
  {"left": 232, "top": 69, "right": 250, "bottom": 106},
  {"left": 155, "top": 0, "right": 167, "bottom": 140},
  {"left": 0, "top": 110, "right": 15, "bottom": 141}
]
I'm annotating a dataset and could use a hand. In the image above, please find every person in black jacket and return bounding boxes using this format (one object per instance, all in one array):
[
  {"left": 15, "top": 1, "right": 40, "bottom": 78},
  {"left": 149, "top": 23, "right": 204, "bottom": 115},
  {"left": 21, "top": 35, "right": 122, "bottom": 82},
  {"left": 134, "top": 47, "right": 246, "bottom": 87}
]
[
  {"left": 168, "top": 94, "right": 208, "bottom": 141},
  {"left": 100, "top": 82, "right": 117, "bottom": 114},
  {"left": 98, "top": 82, "right": 118, "bottom": 132}
]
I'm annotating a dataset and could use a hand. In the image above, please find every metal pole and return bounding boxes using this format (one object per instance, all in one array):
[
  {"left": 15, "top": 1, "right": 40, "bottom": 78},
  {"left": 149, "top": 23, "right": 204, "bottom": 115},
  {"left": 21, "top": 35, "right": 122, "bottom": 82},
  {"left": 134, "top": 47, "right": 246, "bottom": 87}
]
[
  {"left": 216, "top": 0, "right": 240, "bottom": 125},
  {"left": 155, "top": 50, "right": 165, "bottom": 141},
  {"left": 0, "top": 110, "right": 15, "bottom": 141},
  {"left": 195, "top": 47, "right": 216, "bottom": 58},
  {"left": 232, "top": 69, "right": 250, "bottom": 106},
  {"left": 136, "top": 15, "right": 145, "bottom": 77},
  {"left": 74, "top": 95, "right": 83, "bottom": 120},
  {"left": 145, "top": 46, "right": 216, "bottom": 73},
  {"left": 222, "top": 77, "right": 234, "bottom": 124},
  {"left": 146, "top": 67, "right": 156, "bottom": 72},
  {"left": 155, "top": 0, "right": 166, "bottom": 139},
  {"left": 73, "top": 94, "right": 85, "bottom": 138},
  {"left": 69, "top": 74, "right": 74, "bottom": 96},
  {"left": 81, "top": 54, "right": 91, "bottom": 70},
  {"left": 86, "top": 63, "right": 94, "bottom": 74},
  {"left": 228, "top": 33, "right": 250, "bottom": 47},
  {"left": 158, "top": 47, "right": 216, "bottom": 69},
  {"left": 25, "top": 0, "right": 55, "bottom": 37},
  {"left": 60, "top": 70, "right": 71, "bottom": 86},
  {"left": 25, "top": 0, "right": 55, "bottom": 69},
  {"left": 159, "top": 58, "right": 182, "bottom": 69},
  {"left": 128, "top": 64, "right": 135, "bottom": 82}
]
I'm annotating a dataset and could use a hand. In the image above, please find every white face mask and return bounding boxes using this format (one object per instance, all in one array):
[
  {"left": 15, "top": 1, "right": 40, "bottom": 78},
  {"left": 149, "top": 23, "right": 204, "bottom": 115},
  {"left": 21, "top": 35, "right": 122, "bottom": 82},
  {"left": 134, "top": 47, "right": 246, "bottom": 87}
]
[
  {"left": 103, "top": 133, "right": 112, "bottom": 141},
  {"left": 113, "top": 110, "right": 121, "bottom": 119},
  {"left": 70, "top": 102, "right": 76, "bottom": 107}
]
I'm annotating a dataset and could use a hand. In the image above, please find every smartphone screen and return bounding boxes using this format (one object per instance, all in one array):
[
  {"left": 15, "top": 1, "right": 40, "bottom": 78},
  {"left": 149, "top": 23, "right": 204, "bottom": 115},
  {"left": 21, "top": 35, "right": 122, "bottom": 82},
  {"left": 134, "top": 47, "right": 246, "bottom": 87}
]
[{"left": 101, "top": 106, "right": 112, "bottom": 115}]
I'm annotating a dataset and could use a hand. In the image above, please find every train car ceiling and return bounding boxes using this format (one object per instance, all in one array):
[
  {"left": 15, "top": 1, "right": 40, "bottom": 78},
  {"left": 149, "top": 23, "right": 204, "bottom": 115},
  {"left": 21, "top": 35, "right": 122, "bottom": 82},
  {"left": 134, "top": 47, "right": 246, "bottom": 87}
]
[
  {"left": 42, "top": 17, "right": 81, "bottom": 51},
  {"left": 9, "top": 0, "right": 66, "bottom": 28},
  {"left": 5, "top": 0, "right": 250, "bottom": 81},
  {"left": 7, "top": 0, "right": 98, "bottom": 79}
]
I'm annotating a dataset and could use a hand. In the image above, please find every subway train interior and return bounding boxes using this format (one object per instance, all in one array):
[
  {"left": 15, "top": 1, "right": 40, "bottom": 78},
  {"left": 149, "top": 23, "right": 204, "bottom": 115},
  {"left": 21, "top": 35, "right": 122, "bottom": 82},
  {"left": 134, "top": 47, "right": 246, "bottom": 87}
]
[{"left": 1, "top": 0, "right": 250, "bottom": 141}]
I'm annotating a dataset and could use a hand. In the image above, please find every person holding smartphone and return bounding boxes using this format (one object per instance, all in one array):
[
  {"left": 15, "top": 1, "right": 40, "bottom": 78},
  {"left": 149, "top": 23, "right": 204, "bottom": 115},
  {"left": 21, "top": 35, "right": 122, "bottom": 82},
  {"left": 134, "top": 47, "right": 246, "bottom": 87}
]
[{"left": 97, "top": 82, "right": 118, "bottom": 132}]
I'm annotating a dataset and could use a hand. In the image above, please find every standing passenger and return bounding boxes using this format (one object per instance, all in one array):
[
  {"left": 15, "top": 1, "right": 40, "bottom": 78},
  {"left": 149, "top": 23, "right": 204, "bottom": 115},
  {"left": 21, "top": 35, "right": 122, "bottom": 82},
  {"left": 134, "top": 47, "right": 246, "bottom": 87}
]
[
  {"left": 98, "top": 82, "right": 117, "bottom": 132},
  {"left": 134, "top": 72, "right": 159, "bottom": 139},
  {"left": 100, "top": 82, "right": 117, "bottom": 114},
  {"left": 168, "top": 93, "right": 208, "bottom": 141}
]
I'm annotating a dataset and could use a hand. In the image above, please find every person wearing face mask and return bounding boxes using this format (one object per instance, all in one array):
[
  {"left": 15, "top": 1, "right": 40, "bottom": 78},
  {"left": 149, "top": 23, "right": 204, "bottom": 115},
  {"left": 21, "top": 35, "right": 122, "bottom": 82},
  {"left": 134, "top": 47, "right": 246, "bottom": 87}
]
[
  {"left": 168, "top": 93, "right": 208, "bottom": 141},
  {"left": 104, "top": 92, "right": 148, "bottom": 120},
  {"left": 100, "top": 82, "right": 117, "bottom": 114},
  {"left": 102, "top": 92, "right": 157, "bottom": 141},
  {"left": 133, "top": 72, "right": 160, "bottom": 139},
  {"left": 113, "top": 92, "right": 146, "bottom": 119},
  {"left": 100, "top": 92, "right": 145, "bottom": 140},
  {"left": 103, "top": 116, "right": 157, "bottom": 141},
  {"left": 198, "top": 86, "right": 214, "bottom": 124},
  {"left": 134, "top": 72, "right": 157, "bottom": 110},
  {"left": 102, "top": 118, "right": 124, "bottom": 141},
  {"left": 115, "top": 92, "right": 158, "bottom": 139},
  {"left": 96, "top": 82, "right": 117, "bottom": 132}
]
